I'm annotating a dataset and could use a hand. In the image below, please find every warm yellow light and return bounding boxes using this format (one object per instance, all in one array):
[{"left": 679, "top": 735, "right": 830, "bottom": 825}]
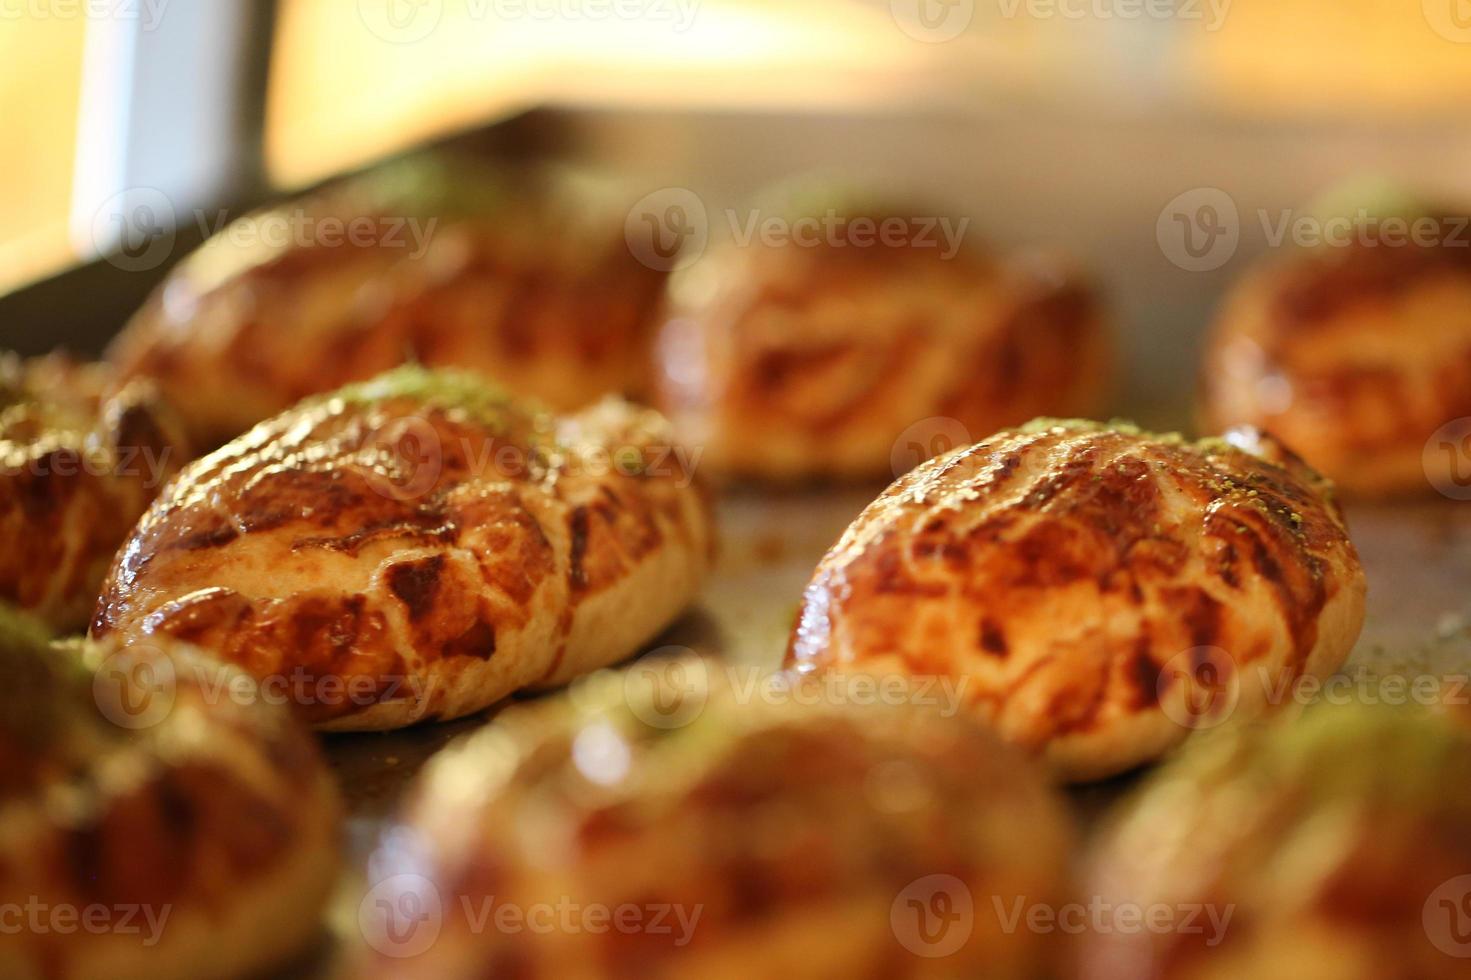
[
  {"left": 264, "top": 0, "right": 962, "bottom": 188},
  {"left": 1184, "top": 0, "right": 1471, "bottom": 116},
  {"left": 0, "top": 17, "right": 85, "bottom": 295}
]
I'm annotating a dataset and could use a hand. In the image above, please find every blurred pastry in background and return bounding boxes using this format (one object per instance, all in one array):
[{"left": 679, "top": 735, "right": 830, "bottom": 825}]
[
  {"left": 108, "top": 152, "right": 670, "bottom": 449},
  {"left": 1200, "top": 183, "right": 1471, "bottom": 496},
  {"left": 0, "top": 353, "right": 188, "bottom": 632},
  {"left": 361, "top": 656, "right": 1074, "bottom": 980},
  {"left": 91, "top": 366, "right": 712, "bottom": 731},
  {"left": 653, "top": 186, "right": 1109, "bottom": 482},
  {"left": 0, "top": 606, "right": 340, "bottom": 980},
  {"left": 1082, "top": 704, "right": 1471, "bottom": 980},
  {"left": 787, "top": 419, "right": 1366, "bottom": 782}
]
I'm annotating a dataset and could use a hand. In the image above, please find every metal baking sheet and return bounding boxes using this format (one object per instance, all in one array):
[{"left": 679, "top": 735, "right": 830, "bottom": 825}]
[{"left": 15, "top": 103, "right": 1471, "bottom": 977}]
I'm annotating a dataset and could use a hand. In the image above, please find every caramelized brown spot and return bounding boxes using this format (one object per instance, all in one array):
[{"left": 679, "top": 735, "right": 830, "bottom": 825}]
[
  {"left": 445, "top": 618, "right": 496, "bottom": 660},
  {"left": 1130, "top": 641, "right": 1162, "bottom": 709},
  {"left": 978, "top": 618, "right": 1008, "bottom": 657},
  {"left": 567, "top": 505, "right": 591, "bottom": 593},
  {"left": 388, "top": 555, "right": 446, "bottom": 621}
]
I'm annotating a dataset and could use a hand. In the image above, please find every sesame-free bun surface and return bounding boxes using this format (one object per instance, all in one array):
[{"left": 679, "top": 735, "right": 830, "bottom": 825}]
[
  {"left": 1201, "top": 210, "right": 1471, "bottom": 496},
  {"left": 0, "top": 355, "right": 188, "bottom": 631},
  {"left": 787, "top": 419, "right": 1367, "bottom": 782},
  {"left": 654, "top": 209, "right": 1109, "bottom": 482},
  {"left": 360, "top": 658, "right": 1074, "bottom": 980},
  {"left": 91, "top": 367, "right": 713, "bottom": 731},
  {"left": 0, "top": 608, "right": 339, "bottom": 980},
  {"left": 108, "top": 154, "right": 669, "bottom": 448}
]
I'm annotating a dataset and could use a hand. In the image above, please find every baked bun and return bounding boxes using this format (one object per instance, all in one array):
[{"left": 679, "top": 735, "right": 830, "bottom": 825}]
[
  {"left": 1082, "top": 705, "right": 1471, "bottom": 979},
  {"left": 1200, "top": 202, "right": 1471, "bottom": 496},
  {"left": 786, "top": 418, "right": 1367, "bottom": 782},
  {"left": 108, "top": 153, "right": 669, "bottom": 448},
  {"left": 359, "top": 657, "right": 1074, "bottom": 979},
  {"left": 653, "top": 200, "right": 1108, "bottom": 482},
  {"left": 0, "top": 606, "right": 339, "bottom": 980},
  {"left": 0, "top": 354, "right": 189, "bottom": 631},
  {"left": 91, "top": 366, "right": 713, "bottom": 731}
]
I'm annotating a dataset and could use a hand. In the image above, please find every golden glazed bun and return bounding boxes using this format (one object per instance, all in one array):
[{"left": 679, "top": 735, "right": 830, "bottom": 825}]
[
  {"left": 786, "top": 419, "right": 1367, "bottom": 782},
  {"left": 91, "top": 367, "right": 713, "bottom": 731},
  {"left": 1200, "top": 206, "right": 1471, "bottom": 496},
  {"left": 108, "top": 154, "right": 670, "bottom": 448},
  {"left": 1083, "top": 705, "right": 1471, "bottom": 980},
  {"left": 653, "top": 200, "right": 1109, "bottom": 482},
  {"left": 360, "top": 658, "right": 1074, "bottom": 980},
  {"left": 0, "top": 607, "right": 340, "bottom": 980},
  {"left": 0, "top": 354, "right": 189, "bottom": 631}
]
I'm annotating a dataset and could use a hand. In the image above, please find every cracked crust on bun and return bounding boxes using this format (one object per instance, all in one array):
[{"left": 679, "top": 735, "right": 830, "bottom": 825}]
[{"left": 786, "top": 418, "right": 1366, "bottom": 781}]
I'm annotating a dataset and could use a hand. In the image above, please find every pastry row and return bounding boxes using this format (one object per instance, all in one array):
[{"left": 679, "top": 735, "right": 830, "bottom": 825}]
[
  {"left": 1, "top": 368, "right": 1387, "bottom": 979},
  {"left": 6, "top": 358, "right": 1365, "bottom": 769},
  {"left": 105, "top": 152, "right": 1471, "bottom": 494},
  {"left": 6, "top": 611, "right": 1470, "bottom": 979}
]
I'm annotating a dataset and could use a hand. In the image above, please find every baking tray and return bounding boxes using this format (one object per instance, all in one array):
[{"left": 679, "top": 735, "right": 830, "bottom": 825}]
[{"left": 14, "top": 104, "right": 1471, "bottom": 977}]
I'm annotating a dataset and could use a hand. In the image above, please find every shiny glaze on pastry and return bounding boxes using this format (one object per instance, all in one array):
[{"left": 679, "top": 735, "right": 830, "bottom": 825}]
[
  {"left": 786, "top": 419, "right": 1366, "bottom": 781},
  {"left": 1201, "top": 211, "right": 1471, "bottom": 496},
  {"left": 0, "top": 606, "right": 340, "bottom": 980},
  {"left": 1083, "top": 705, "right": 1471, "bottom": 980},
  {"left": 0, "top": 354, "right": 189, "bottom": 631},
  {"left": 91, "top": 366, "right": 713, "bottom": 730},
  {"left": 108, "top": 155, "right": 670, "bottom": 448},
  {"left": 655, "top": 220, "right": 1109, "bottom": 481},
  {"left": 361, "top": 657, "right": 1074, "bottom": 979}
]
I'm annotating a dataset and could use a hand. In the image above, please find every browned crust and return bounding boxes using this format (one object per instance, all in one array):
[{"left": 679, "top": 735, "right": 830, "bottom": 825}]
[
  {"left": 1200, "top": 224, "right": 1471, "bottom": 496},
  {"left": 108, "top": 189, "right": 669, "bottom": 450},
  {"left": 369, "top": 665, "right": 1073, "bottom": 979},
  {"left": 0, "top": 631, "right": 339, "bottom": 979},
  {"left": 785, "top": 421, "right": 1365, "bottom": 779},
  {"left": 1083, "top": 708, "right": 1471, "bottom": 980},
  {"left": 654, "top": 241, "right": 1109, "bottom": 482},
  {"left": 0, "top": 356, "right": 189, "bottom": 632},
  {"left": 91, "top": 385, "right": 711, "bottom": 728}
]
